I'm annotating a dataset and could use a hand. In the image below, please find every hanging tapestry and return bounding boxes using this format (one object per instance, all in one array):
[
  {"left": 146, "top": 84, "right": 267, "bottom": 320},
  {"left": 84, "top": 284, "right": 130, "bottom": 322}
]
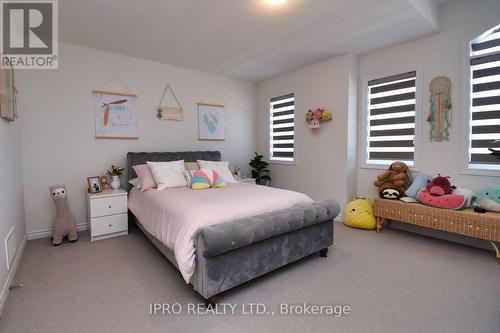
[{"left": 427, "top": 76, "right": 451, "bottom": 142}]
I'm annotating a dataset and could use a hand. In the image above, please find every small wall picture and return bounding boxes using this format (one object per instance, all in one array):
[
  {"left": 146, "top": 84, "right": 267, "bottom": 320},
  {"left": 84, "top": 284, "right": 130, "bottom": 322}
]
[
  {"left": 0, "top": 61, "right": 17, "bottom": 122},
  {"left": 198, "top": 103, "right": 224, "bottom": 141},
  {"left": 87, "top": 176, "right": 102, "bottom": 193},
  {"left": 98, "top": 175, "right": 109, "bottom": 191},
  {"left": 157, "top": 83, "right": 184, "bottom": 121},
  {"left": 93, "top": 90, "right": 138, "bottom": 139}
]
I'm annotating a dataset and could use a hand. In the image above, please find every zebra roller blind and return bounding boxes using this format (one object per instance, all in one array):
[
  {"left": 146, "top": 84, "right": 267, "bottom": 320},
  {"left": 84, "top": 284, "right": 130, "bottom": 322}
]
[
  {"left": 469, "top": 24, "right": 500, "bottom": 166},
  {"left": 367, "top": 71, "right": 417, "bottom": 166},
  {"left": 270, "top": 93, "right": 295, "bottom": 162}
]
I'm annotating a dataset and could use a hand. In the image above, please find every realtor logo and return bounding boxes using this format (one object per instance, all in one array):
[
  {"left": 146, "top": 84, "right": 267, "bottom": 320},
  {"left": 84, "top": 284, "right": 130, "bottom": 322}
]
[{"left": 1, "top": 0, "right": 58, "bottom": 69}]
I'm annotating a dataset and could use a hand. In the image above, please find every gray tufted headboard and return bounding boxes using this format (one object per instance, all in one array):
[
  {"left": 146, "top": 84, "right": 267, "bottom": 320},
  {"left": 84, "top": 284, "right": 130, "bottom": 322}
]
[{"left": 126, "top": 151, "right": 221, "bottom": 190}]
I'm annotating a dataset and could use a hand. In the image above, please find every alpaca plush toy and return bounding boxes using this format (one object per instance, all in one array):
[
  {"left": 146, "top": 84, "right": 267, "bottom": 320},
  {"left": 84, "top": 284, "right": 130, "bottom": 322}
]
[{"left": 49, "top": 185, "right": 78, "bottom": 246}]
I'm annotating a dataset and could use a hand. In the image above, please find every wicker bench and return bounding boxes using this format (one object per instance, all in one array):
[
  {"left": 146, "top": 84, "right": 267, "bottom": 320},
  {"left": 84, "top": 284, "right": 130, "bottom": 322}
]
[{"left": 374, "top": 198, "right": 500, "bottom": 263}]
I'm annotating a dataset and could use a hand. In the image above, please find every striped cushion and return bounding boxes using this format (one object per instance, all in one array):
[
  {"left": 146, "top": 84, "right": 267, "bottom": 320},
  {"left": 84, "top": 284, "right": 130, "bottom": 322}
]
[{"left": 190, "top": 168, "right": 226, "bottom": 190}]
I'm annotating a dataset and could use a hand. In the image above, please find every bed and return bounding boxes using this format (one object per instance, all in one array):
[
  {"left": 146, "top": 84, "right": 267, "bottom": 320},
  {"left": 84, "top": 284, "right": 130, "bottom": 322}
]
[{"left": 127, "top": 151, "right": 340, "bottom": 303}]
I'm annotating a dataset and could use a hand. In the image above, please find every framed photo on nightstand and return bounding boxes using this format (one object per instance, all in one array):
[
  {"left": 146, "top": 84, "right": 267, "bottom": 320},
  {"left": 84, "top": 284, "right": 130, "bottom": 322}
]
[
  {"left": 87, "top": 176, "right": 102, "bottom": 193},
  {"left": 98, "top": 175, "right": 109, "bottom": 190}
]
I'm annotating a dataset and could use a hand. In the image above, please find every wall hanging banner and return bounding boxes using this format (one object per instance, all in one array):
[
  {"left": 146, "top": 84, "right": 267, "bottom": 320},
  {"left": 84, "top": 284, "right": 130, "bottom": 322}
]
[
  {"left": 157, "top": 83, "right": 184, "bottom": 121},
  {"left": 0, "top": 61, "right": 17, "bottom": 122},
  {"left": 198, "top": 103, "right": 224, "bottom": 141},
  {"left": 93, "top": 90, "right": 138, "bottom": 140},
  {"left": 427, "top": 76, "right": 451, "bottom": 142}
]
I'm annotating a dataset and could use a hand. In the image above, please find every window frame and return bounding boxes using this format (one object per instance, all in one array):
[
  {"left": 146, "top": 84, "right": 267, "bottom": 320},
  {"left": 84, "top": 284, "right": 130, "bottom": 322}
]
[
  {"left": 460, "top": 19, "right": 500, "bottom": 177},
  {"left": 359, "top": 66, "right": 423, "bottom": 170},
  {"left": 268, "top": 92, "right": 296, "bottom": 165}
]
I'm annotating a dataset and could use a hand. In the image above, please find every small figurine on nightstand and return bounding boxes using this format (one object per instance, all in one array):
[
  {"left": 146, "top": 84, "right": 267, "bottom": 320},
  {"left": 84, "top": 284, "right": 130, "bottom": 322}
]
[
  {"left": 49, "top": 184, "right": 78, "bottom": 246},
  {"left": 229, "top": 164, "right": 241, "bottom": 180}
]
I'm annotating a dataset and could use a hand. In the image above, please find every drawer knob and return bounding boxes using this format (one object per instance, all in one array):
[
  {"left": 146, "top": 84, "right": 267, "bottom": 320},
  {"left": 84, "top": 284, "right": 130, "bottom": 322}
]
[
  {"left": 108, "top": 206, "right": 112, "bottom": 208},
  {"left": 109, "top": 224, "right": 112, "bottom": 227}
]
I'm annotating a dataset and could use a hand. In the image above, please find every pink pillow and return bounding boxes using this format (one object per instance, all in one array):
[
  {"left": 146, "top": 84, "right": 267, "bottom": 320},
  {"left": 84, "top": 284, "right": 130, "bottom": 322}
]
[
  {"left": 184, "top": 162, "right": 200, "bottom": 172},
  {"left": 132, "top": 164, "right": 157, "bottom": 191}
]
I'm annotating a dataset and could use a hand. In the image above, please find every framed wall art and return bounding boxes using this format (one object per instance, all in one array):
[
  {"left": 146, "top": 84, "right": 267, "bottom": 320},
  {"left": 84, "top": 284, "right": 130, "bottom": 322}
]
[
  {"left": 93, "top": 90, "right": 138, "bottom": 139},
  {"left": 0, "top": 62, "right": 17, "bottom": 122},
  {"left": 198, "top": 103, "right": 224, "bottom": 141}
]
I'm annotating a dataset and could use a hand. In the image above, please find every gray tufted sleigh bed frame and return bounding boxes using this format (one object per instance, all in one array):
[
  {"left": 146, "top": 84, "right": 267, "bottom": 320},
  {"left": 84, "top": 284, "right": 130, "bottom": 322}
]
[{"left": 127, "top": 151, "right": 340, "bottom": 304}]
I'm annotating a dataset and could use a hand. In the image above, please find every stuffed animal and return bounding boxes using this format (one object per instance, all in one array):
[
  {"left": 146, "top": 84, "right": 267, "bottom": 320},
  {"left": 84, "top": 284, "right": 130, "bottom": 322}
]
[
  {"left": 476, "top": 185, "right": 500, "bottom": 213},
  {"left": 306, "top": 109, "right": 322, "bottom": 130},
  {"left": 49, "top": 185, "right": 78, "bottom": 246},
  {"left": 426, "top": 174, "right": 456, "bottom": 196},
  {"left": 417, "top": 175, "right": 475, "bottom": 210},
  {"left": 374, "top": 161, "right": 411, "bottom": 199},
  {"left": 343, "top": 198, "right": 376, "bottom": 230}
]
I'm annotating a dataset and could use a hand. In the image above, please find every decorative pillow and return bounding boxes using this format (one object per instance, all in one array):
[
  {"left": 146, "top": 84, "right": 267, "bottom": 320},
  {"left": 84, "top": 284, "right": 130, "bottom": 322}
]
[
  {"left": 406, "top": 173, "right": 433, "bottom": 199},
  {"left": 184, "top": 162, "right": 200, "bottom": 172},
  {"left": 197, "top": 160, "right": 236, "bottom": 183},
  {"left": 128, "top": 177, "right": 141, "bottom": 190},
  {"left": 212, "top": 171, "right": 226, "bottom": 188},
  {"left": 183, "top": 169, "right": 193, "bottom": 187},
  {"left": 191, "top": 168, "right": 226, "bottom": 190},
  {"left": 147, "top": 160, "right": 187, "bottom": 190},
  {"left": 132, "top": 164, "right": 157, "bottom": 191}
]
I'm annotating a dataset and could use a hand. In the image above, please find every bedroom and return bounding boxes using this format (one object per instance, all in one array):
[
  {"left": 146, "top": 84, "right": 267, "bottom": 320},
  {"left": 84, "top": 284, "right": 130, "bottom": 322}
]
[{"left": 0, "top": 0, "right": 499, "bottom": 332}]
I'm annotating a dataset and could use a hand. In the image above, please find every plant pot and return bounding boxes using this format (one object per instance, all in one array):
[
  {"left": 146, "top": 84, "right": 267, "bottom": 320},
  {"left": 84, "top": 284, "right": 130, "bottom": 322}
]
[{"left": 111, "top": 175, "right": 121, "bottom": 190}]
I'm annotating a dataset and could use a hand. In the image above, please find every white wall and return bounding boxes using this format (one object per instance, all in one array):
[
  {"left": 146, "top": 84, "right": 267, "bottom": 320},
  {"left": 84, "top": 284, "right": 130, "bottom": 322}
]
[
  {"left": 256, "top": 54, "right": 358, "bottom": 206},
  {"left": 357, "top": 0, "right": 500, "bottom": 199},
  {"left": 0, "top": 115, "right": 27, "bottom": 310},
  {"left": 16, "top": 43, "right": 256, "bottom": 234}
]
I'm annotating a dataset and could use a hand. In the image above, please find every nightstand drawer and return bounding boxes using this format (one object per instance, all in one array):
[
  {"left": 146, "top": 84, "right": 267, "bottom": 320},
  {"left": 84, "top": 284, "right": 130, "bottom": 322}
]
[
  {"left": 91, "top": 214, "right": 128, "bottom": 237},
  {"left": 90, "top": 195, "right": 127, "bottom": 217}
]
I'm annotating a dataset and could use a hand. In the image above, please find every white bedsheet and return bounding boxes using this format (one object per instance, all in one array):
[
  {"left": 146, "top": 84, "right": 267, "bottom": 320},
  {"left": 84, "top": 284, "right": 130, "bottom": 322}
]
[{"left": 128, "top": 183, "right": 313, "bottom": 283}]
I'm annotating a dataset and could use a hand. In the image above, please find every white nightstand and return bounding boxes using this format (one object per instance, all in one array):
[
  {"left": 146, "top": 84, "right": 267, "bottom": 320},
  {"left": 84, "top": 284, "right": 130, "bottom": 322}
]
[
  {"left": 87, "top": 189, "right": 128, "bottom": 242},
  {"left": 238, "top": 177, "right": 257, "bottom": 184}
]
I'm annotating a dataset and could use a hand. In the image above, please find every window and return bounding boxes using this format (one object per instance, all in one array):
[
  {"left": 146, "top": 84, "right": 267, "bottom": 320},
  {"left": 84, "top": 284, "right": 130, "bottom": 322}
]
[
  {"left": 270, "top": 93, "right": 295, "bottom": 162},
  {"left": 364, "top": 71, "right": 417, "bottom": 167},
  {"left": 466, "top": 24, "right": 500, "bottom": 169}
]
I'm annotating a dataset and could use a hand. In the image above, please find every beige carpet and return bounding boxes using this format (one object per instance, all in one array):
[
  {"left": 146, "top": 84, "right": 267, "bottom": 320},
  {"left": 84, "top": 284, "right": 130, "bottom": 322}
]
[{"left": 1, "top": 223, "right": 499, "bottom": 333}]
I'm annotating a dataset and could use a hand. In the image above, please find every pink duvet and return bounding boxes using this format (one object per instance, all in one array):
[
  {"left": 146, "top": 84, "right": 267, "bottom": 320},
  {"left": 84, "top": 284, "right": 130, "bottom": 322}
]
[{"left": 128, "top": 183, "right": 313, "bottom": 283}]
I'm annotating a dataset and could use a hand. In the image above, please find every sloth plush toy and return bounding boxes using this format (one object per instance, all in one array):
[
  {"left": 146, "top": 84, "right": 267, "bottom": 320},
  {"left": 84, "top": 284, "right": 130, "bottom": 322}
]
[
  {"left": 49, "top": 185, "right": 78, "bottom": 246},
  {"left": 374, "top": 161, "right": 411, "bottom": 199}
]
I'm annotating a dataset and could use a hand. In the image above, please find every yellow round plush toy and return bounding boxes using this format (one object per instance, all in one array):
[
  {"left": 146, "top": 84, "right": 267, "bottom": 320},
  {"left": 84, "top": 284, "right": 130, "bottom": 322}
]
[{"left": 343, "top": 198, "right": 376, "bottom": 230}]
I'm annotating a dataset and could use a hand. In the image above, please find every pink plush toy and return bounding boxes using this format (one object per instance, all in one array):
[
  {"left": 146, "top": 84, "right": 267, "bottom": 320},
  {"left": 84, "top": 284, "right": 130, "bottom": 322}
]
[
  {"left": 306, "top": 109, "right": 322, "bottom": 130},
  {"left": 49, "top": 185, "right": 78, "bottom": 246},
  {"left": 426, "top": 174, "right": 456, "bottom": 196}
]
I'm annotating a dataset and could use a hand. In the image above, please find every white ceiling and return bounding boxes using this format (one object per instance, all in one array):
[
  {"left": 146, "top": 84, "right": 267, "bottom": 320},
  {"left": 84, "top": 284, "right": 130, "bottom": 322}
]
[{"left": 59, "top": 0, "right": 448, "bottom": 82}]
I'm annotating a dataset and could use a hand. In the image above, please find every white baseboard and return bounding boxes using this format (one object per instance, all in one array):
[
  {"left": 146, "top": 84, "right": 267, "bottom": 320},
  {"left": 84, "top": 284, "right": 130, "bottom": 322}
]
[
  {"left": 0, "top": 235, "right": 26, "bottom": 317},
  {"left": 27, "top": 222, "right": 89, "bottom": 240}
]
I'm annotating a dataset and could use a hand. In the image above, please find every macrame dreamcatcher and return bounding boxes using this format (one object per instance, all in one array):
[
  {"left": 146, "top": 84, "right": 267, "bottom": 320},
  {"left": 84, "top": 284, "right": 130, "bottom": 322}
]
[{"left": 427, "top": 76, "right": 452, "bottom": 142}]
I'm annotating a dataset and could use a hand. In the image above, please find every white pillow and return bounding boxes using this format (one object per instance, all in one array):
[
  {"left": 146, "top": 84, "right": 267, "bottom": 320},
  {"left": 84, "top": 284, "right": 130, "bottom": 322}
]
[
  {"left": 128, "top": 177, "right": 141, "bottom": 190},
  {"left": 197, "top": 160, "right": 237, "bottom": 183},
  {"left": 146, "top": 160, "right": 187, "bottom": 190},
  {"left": 183, "top": 169, "right": 193, "bottom": 187}
]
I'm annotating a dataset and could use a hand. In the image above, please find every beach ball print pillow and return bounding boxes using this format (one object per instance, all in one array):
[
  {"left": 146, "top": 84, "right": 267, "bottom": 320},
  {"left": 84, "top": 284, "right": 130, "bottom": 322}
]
[{"left": 191, "top": 168, "right": 226, "bottom": 190}]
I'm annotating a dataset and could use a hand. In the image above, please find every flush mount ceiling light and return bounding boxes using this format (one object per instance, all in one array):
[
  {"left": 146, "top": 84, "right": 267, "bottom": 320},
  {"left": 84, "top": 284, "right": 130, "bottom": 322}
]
[{"left": 266, "top": 0, "right": 287, "bottom": 5}]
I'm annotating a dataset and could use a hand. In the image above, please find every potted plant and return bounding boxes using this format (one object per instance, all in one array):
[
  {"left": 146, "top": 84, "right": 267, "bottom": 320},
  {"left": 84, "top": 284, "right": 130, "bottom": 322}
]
[
  {"left": 489, "top": 141, "right": 500, "bottom": 159},
  {"left": 107, "top": 165, "right": 125, "bottom": 190},
  {"left": 249, "top": 152, "right": 271, "bottom": 185}
]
